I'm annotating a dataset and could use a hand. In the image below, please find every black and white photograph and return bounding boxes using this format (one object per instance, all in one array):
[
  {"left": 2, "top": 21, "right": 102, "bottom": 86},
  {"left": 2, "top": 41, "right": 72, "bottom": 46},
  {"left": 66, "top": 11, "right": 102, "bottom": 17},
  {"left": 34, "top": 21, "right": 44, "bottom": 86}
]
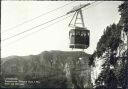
[{"left": 1, "top": 0, "right": 128, "bottom": 89}]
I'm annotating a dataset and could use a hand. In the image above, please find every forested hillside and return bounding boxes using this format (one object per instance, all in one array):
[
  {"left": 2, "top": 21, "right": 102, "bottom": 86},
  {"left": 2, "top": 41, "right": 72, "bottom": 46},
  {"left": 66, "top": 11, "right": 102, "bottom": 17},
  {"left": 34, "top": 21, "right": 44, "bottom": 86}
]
[
  {"left": 91, "top": 1, "right": 128, "bottom": 89},
  {"left": 1, "top": 51, "right": 91, "bottom": 88}
]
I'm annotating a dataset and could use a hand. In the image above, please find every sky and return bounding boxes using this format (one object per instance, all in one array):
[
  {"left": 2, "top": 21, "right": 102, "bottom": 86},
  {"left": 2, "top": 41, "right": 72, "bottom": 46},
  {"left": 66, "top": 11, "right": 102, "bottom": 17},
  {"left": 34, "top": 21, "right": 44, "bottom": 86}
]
[{"left": 1, "top": 1, "right": 122, "bottom": 58}]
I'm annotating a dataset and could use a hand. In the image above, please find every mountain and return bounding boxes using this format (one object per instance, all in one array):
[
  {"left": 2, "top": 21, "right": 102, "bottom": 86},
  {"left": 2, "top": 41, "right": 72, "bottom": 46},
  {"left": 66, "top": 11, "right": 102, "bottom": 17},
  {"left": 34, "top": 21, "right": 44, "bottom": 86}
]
[
  {"left": 91, "top": 2, "right": 128, "bottom": 89},
  {"left": 1, "top": 50, "right": 91, "bottom": 88}
]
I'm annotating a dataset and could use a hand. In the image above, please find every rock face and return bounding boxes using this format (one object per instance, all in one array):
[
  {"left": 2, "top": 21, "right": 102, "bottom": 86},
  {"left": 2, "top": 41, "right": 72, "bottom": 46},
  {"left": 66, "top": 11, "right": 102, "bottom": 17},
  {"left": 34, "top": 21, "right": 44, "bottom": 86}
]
[
  {"left": 90, "top": 15, "right": 128, "bottom": 88},
  {"left": 1, "top": 51, "right": 91, "bottom": 88}
]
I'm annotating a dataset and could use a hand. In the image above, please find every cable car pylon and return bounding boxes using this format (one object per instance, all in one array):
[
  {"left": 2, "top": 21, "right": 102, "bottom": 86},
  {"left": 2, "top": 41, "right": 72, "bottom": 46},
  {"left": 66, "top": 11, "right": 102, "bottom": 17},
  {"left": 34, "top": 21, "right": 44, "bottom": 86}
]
[{"left": 67, "top": 3, "right": 91, "bottom": 50}]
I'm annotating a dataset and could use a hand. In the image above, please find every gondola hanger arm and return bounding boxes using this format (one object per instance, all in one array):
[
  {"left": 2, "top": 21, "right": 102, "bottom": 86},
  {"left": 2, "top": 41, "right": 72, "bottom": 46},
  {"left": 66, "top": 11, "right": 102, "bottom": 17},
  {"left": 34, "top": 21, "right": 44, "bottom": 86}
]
[{"left": 66, "top": 3, "right": 91, "bottom": 15}]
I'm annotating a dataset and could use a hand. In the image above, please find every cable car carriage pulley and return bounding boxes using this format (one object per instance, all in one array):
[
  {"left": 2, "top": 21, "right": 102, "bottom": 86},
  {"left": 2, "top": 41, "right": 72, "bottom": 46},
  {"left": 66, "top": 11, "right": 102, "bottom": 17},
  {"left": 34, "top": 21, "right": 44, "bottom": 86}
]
[{"left": 67, "top": 3, "right": 90, "bottom": 50}]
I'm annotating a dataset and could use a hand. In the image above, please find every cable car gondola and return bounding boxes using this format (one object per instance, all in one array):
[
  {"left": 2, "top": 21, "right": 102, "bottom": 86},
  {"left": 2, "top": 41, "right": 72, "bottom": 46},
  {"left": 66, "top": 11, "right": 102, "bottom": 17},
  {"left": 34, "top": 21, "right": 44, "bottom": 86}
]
[
  {"left": 69, "top": 27, "right": 90, "bottom": 49},
  {"left": 67, "top": 3, "right": 90, "bottom": 50}
]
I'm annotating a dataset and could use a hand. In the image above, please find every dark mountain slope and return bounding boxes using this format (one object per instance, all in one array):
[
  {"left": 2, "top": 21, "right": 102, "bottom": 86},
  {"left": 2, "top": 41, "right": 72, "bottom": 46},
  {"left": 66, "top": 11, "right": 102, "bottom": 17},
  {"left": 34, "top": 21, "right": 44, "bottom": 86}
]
[{"left": 1, "top": 50, "right": 91, "bottom": 88}]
